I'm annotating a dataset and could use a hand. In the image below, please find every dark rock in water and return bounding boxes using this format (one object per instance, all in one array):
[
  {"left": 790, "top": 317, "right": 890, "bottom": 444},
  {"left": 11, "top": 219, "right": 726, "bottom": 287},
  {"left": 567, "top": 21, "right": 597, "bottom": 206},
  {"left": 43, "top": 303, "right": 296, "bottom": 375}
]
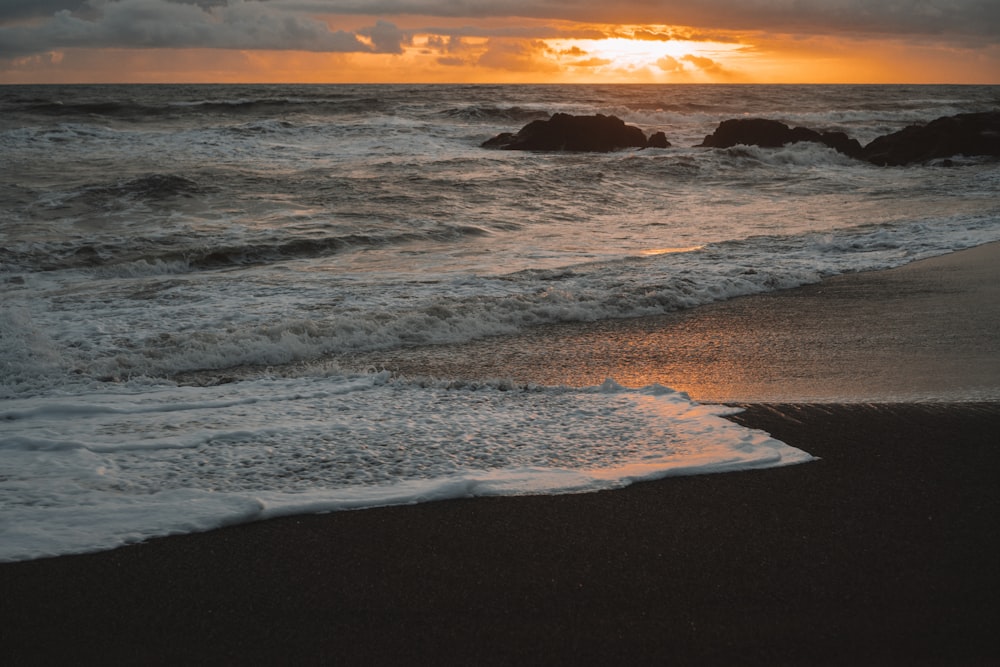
[
  {"left": 809, "top": 130, "right": 865, "bottom": 159},
  {"left": 482, "top": 109, "right": 998, "bottom": 163},
  {"left": 481, "top": 132, "right": 518, "bottom": 149},
  {"left": 481, "top": 113, "right": 656, "bottom": 152},
  {"left": 646, "top": 131, "right": 671, "bottom": 149},
  {"left": 861, "top": 111, "right": 1000, "bottom": 166},
  {"left": 698, "top": 118, "right": 793, "bottom": 149},
  {"left": 698, "top": 118, "right": 864, "bottom": 158}
]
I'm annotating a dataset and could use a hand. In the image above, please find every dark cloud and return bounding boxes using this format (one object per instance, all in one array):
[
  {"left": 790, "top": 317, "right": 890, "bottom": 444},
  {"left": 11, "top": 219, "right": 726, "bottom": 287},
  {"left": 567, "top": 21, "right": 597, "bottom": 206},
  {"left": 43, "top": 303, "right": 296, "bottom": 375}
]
[
  {"left": 424, "top": 34, "right": 468, "bottom": 54},
  {"left": 0, "top": 0, "right": 228, "bottom": 23},
  {"left": 284, "top": 0, "right": 999, "bottom": 39},
  {"left": 0, "top": 0, "right": 371, "bottom": 58},
  {"left": 0, "top": 1, "right": 87, "bottom": 23},
  {"left": 358, "top": 19, "right": 409, "bottom": 53},
  {"left": 415, "top": 24, "right": 607, "bottom": 41}
]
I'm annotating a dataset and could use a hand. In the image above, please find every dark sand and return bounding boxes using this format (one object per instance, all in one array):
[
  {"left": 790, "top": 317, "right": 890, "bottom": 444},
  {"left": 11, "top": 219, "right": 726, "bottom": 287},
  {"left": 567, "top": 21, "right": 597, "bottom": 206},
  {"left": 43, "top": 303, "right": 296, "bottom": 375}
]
[{"left": 2, "top": 245, "right": 999, "bottom": 665}]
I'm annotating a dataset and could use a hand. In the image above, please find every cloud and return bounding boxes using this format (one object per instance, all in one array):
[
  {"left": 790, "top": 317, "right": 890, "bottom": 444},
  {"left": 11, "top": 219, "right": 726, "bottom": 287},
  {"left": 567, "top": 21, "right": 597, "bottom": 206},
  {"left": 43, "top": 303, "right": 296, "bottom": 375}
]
[
  {"left": 415, "top": 24, "right": 608, "bottom": 41},
  {"left": 423, "top": 33, "right": 480, "bottom": 64},
  {"left": 628, "top": 28, "right": 677, "bottom": 42},
  {"left": 0, "top": 0, "right": 371, "bottom": 58},
  {"left": 653, "top": 53, "right": 729, "bottom": 77},
  {"left": 0, "top": 0, "right": 231, "bottom": 23},
  {"left": 1, "top": 0, "right": 996, "bottom": 67},
  {"left": 682, "top": 54, "right": 726, "bottom": 75},
  {"left": 0, "top": 1, "right": 88, "bottom": 23},
  {"left": 270, "top": 1, "right": 999, "bottom": 39},
  {"left": 0, "top": 1, "right": 601, "bottom": 60},
  {"left": 358, "top": 19, "right": 409, "bottom": 53},
  {"left": 566, "top": 56, "right": 612, "bottom": 68},
  {"left": 656, "top": 55, "right": 684, "bottom": 72},
  {"left": 476, "top": 39, "right": 558, "bottom": 72}
]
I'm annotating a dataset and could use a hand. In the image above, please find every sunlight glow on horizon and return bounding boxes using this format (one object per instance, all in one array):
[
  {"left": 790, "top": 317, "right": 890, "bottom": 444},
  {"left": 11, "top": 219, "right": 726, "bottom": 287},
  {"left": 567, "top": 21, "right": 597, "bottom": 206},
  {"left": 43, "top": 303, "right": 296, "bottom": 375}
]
[{"left": 544, "top": 34, "right": 749, "bottom": 82}]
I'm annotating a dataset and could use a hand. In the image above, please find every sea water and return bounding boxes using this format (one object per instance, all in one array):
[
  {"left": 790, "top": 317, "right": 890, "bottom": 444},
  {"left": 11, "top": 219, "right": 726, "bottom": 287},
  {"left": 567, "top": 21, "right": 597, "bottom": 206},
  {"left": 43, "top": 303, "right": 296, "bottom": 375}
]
[{"left": 2, "top": 84, "right": 998, "bottom": 561}]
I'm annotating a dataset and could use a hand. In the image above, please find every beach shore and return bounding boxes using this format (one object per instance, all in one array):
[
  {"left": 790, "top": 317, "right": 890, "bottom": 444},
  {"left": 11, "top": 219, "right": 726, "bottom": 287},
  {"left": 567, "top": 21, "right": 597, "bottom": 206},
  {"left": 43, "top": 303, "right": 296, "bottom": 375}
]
[
  {"left": 2, "top": 245, "right": 999, "bottom": 665},
  {"left": 344, "top": 242, "right": 1000, "bottom": 403}
]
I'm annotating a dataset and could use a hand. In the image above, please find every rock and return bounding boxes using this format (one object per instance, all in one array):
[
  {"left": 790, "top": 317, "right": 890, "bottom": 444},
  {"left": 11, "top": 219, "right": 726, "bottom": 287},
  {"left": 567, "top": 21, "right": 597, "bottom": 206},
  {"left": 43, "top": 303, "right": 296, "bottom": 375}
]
[
  {"left": 861, "top": 111, "right": 1000, "bottom": 166},
  {"left": 646, "top": 131, "right": 671, "bottom": 149},
  {"left": 480, "top": 132, "right": 517, "bottom": 149},
  {"left": 812, "top": 130, "right": 865, "bottom": 159},
  {"left": 698, "top": 118, "right": 864, "bottom": 158},
  {"left": 699, "top": 118, "right": 795, "bottom": 149},
  {"left": 483, "top": 110, "right": 1000, "bottom": 164},
  {"left": 481, "top": 113, "right": 655, "bottom": 152}
]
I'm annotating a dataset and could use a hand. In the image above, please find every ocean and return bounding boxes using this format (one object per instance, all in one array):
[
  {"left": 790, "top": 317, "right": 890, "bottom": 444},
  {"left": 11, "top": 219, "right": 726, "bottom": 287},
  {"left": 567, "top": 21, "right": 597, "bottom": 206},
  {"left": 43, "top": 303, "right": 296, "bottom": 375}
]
[{"left": 2, "top": 83, "right": 998, "bottom": 561}]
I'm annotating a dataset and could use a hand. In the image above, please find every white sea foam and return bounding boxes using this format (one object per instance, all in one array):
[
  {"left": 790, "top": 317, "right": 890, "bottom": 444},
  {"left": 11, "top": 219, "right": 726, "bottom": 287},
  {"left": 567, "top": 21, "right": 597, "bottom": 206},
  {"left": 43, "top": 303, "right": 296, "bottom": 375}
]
[{"left": 0, "top": 375, "right": 814, "bottom": 562}]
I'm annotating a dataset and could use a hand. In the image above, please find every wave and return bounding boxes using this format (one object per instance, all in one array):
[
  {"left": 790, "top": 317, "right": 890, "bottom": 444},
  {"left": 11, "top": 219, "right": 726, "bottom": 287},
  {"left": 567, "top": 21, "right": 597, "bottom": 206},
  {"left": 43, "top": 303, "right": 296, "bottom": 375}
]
[
  {"left": 627, "top": 101, "right": 735, "bottom": 114},
  {"left": 2, "top": 222, "right": 494, "bottom": 274},
  {"left": 171, "top": 96, "right": 389, "bottom": 117},
  {"left": 14, "top": 95, "right": 390, "bottom": 122},
  {"left": 96, "top": 173, "right": 206, "bottom": 199},
  {"left": 170, "top": 224, "right": 493, "bottom": 272},
  {"left": 8, "top": 214, "right": 993, "bottom": 396},
  {"left": 223, "top": 119, "right": 296, "bottom": 136},
  {"left": 715, "top": 142, "right": 866, "bottom": 168},
  {"left": 438, "top": 106, "right": 551, "bottom": 123},
  {"left": 19, "top": 173, "right": 206, "bottom": 211},
  {"left": 13, "top": 173, "right": 209, "bottom": 224},
  {"left": 177, "top": 229, "right": 489, "bottom": 272},
  {"left": 22, "top": 100, "right": 150, "bottom": 118}
]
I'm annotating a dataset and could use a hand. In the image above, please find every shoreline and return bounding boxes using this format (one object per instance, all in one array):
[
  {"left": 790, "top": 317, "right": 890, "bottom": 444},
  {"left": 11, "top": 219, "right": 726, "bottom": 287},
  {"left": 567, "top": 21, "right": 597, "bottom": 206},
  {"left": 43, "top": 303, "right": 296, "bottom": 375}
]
[
  {"left": 342, "top": 242, "right": 1000, "bottom": 403},
  {"left": 3, "top": 243, "right": 999, "bottom": 664}
]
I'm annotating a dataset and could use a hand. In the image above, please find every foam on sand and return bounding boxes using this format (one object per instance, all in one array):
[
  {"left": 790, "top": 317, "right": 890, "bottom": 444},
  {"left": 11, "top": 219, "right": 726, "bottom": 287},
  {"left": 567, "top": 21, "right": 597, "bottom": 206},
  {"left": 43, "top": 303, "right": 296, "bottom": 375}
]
[{"left": 0, "top": 375, "right": 813, "bottom": 562}]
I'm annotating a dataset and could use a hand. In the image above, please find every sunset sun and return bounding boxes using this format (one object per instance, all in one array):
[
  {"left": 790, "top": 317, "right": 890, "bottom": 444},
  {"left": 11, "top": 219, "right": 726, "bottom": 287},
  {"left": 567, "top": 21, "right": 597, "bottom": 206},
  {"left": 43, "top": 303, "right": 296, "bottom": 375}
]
[{"left": 547, "top": 30, "right": 746, "bottom": 81}]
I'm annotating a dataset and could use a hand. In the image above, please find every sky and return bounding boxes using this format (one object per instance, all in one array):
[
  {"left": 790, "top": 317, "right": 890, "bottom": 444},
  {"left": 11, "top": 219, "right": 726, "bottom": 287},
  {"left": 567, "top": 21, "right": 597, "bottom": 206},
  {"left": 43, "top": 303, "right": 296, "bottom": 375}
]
[{"left": 1, "top": 0, "right": 998, "bottom": 84}]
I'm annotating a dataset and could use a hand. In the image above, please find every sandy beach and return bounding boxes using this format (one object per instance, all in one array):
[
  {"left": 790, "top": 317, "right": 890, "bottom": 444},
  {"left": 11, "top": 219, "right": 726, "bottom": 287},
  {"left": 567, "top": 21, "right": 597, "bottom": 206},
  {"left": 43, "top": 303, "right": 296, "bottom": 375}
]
[{"left": 2, "top": 244, "right": 999, "bottom": 665}]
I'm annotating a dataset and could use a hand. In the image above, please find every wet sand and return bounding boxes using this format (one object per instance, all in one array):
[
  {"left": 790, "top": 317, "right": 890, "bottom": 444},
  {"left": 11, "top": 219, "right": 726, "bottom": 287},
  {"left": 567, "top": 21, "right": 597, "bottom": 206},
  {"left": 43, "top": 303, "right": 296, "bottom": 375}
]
[
  {"left": 343, "top": 243, "right": 1000, "bottom": 402},
  {"left": 2, "top": 245, "right": 999, "bottom": 665}
]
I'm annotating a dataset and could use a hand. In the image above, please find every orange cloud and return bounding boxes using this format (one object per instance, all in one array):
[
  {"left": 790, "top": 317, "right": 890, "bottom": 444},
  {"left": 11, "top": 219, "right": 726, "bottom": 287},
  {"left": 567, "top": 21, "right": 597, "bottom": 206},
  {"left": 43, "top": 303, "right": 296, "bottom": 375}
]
[
  {"left": 682, "top": 54, "right": 725, "bottom": 74},
  {"left": 656, "top": 55, "right": 684, "bottom": 73},
  {"left": 568, "top": 57, "right": 613, "bottom": 68},
  {"left": 476, "top": 39, "right": 560, "bottom": 73}
]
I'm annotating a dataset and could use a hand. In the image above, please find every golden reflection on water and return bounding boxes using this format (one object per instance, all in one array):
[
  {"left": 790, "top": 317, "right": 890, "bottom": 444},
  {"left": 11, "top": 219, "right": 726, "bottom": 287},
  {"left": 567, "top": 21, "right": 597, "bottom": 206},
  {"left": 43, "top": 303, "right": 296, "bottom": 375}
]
[{"left": 639, "top": 246, "right": 704, "bottom": 256}]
